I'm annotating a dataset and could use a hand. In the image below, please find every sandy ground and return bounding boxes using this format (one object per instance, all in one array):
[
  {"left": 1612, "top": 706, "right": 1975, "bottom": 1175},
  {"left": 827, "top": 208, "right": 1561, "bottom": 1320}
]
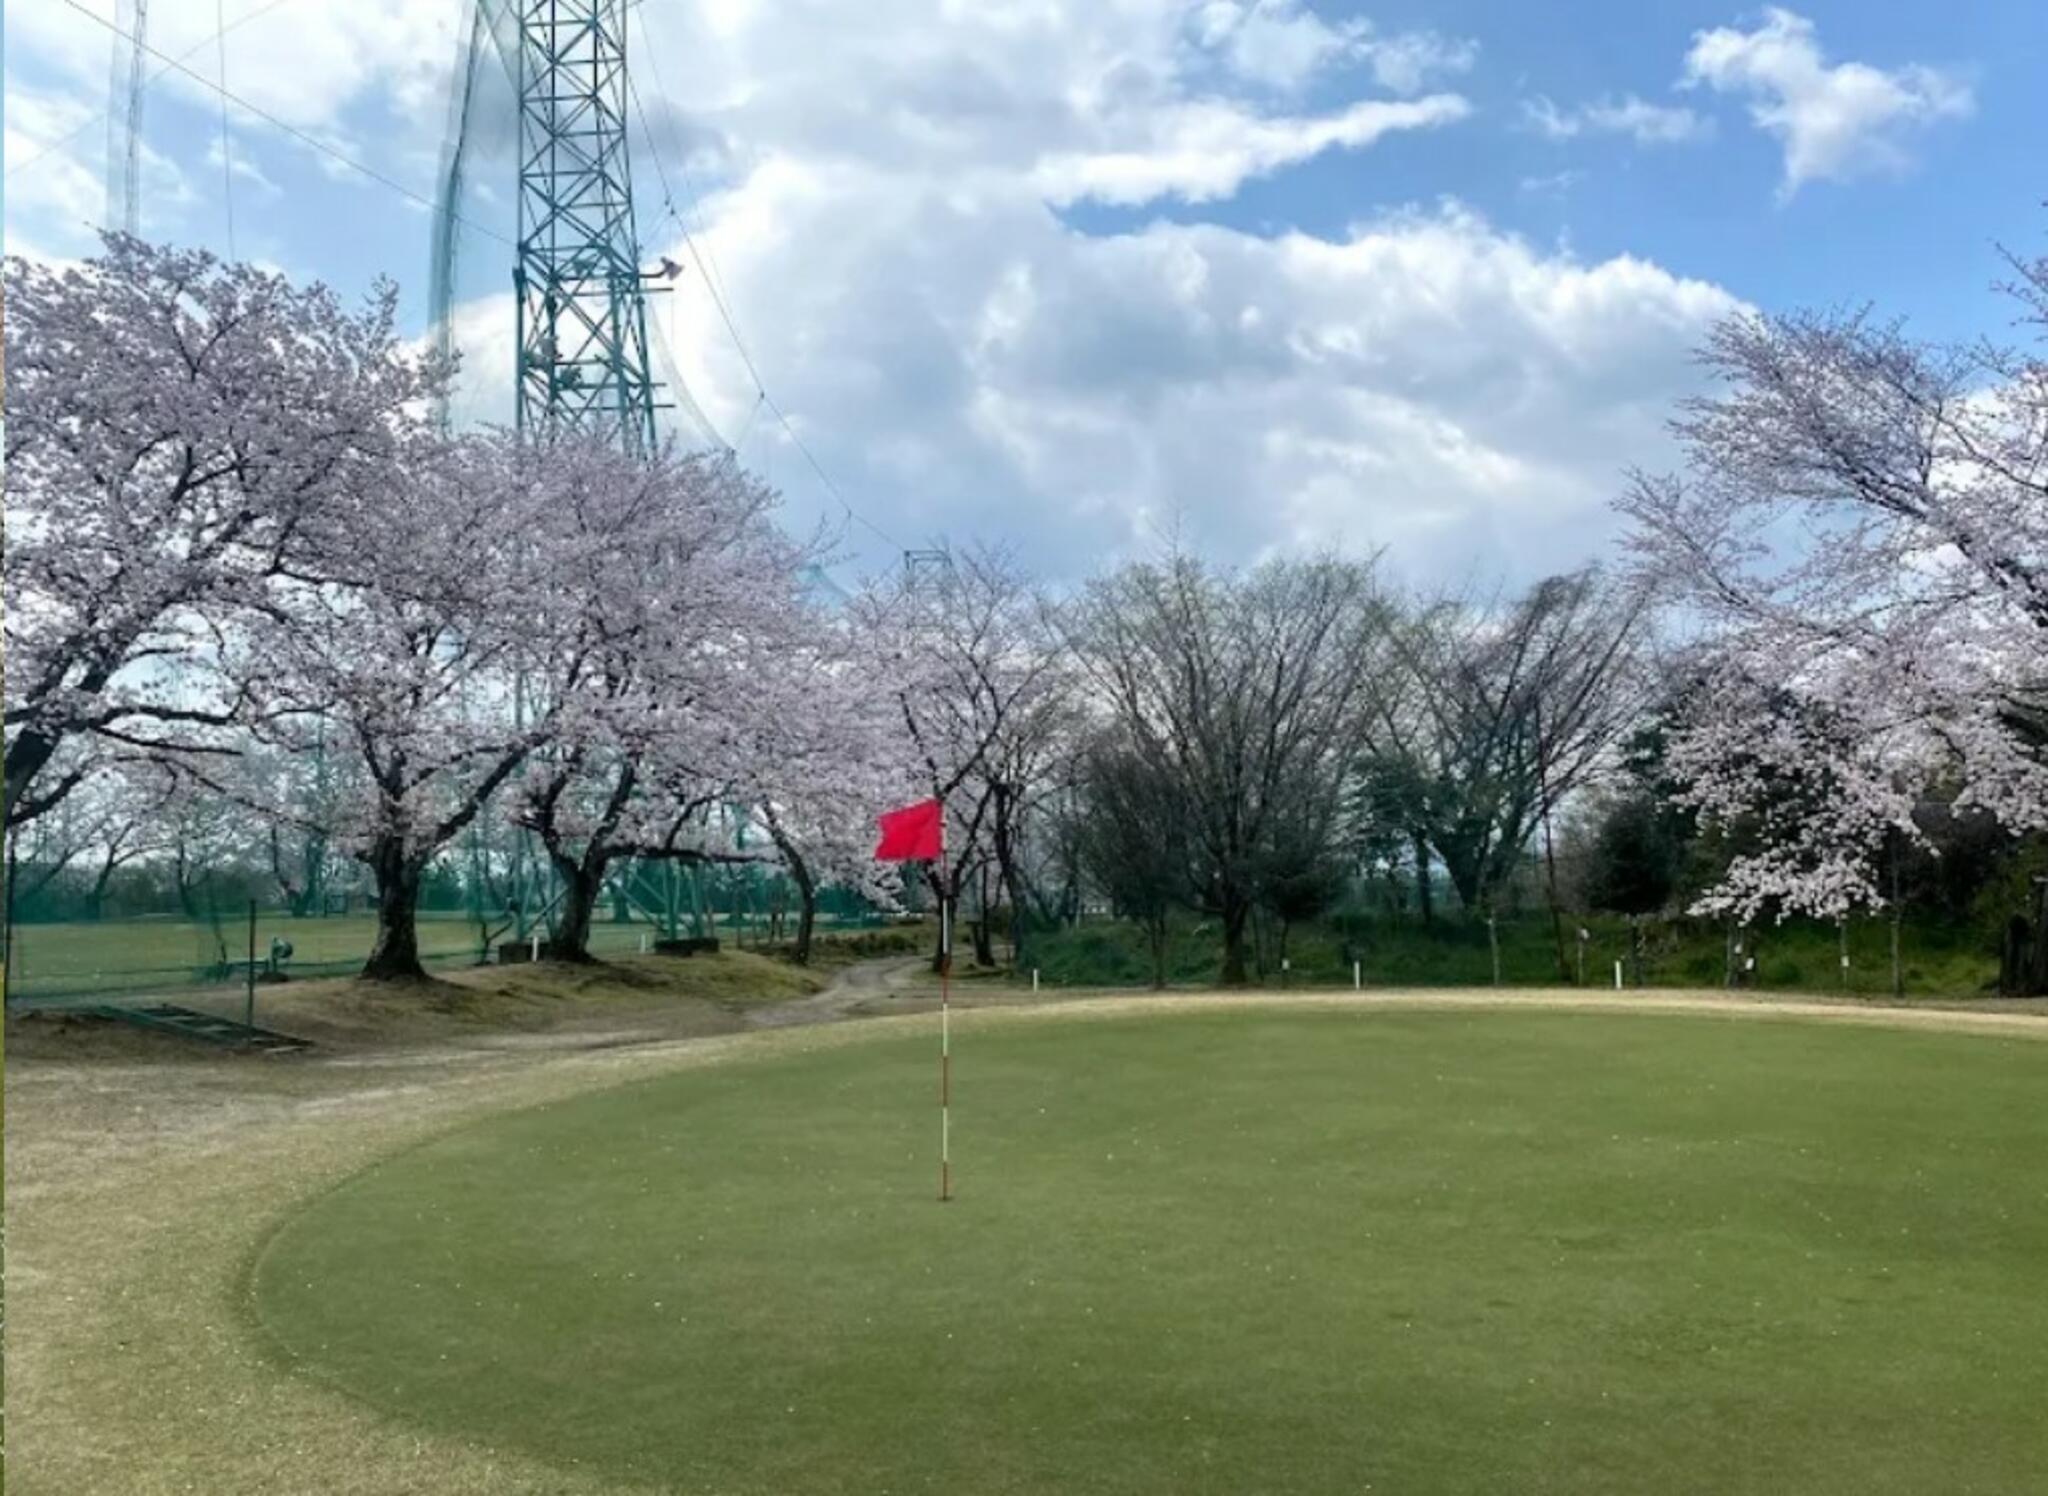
[{"left": 6, "top": 966, "right": 2046, "bottom": 1495}]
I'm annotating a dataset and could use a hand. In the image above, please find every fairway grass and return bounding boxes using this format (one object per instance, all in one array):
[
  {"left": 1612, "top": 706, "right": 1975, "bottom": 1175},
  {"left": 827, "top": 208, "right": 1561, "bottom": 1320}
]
[{"left": 248, "top": 1009, "right": 2048, "bottom": 1495}]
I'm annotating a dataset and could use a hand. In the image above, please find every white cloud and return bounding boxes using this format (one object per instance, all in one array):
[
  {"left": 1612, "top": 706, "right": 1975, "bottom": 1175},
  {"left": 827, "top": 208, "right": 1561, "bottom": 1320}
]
[
  {"left": 1518, "top": 168, "right": 1584, "bottom": 199},
  {"left": 7, "top": 0, "right": 1748, "bottom": 588},
  {"left": 1524, "top": 94, "right": 1709, "bottom": 145},
  {"left": 4, "top": 77, "right": 195, "bottom": 243},
  {"left": 1359, "top": 30, "right": 1479, "bottom": 98},
  {"left": 1033, "top": 93, "right": 1469, "bottom": 207},
  {"left": 5, "top": 0, "right": 464, "bottom": 168},
  {"left": 1682, "top": 7, "right": 1971, "bottom": 195},
  {"left": 639, "top": 155, "right": 1743, "bottom": 581},
  {"left": 1190, "top": 2, "right": 1475, "bottom": 97}
]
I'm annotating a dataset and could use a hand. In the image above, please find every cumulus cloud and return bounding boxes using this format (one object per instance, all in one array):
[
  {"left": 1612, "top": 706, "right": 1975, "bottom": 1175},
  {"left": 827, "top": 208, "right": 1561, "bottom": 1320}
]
[
  {"left": 5, "top": 0, "right": 464, "bottom": 170},
  {"left": 1682, "top": 7, "right": 1971, "bottom": 195},
  {"left": 8, "top": 0, "right": 1749, "bottom": 588},
  {"left": 1523, "top": 94, "right": 1710, "bottom": 146},
  {"left": 635, "top": 162, "right": 1744, "bottom": 582},
  {"left": 1033, "top": 93, "right": 1470, "bottom": 207}
]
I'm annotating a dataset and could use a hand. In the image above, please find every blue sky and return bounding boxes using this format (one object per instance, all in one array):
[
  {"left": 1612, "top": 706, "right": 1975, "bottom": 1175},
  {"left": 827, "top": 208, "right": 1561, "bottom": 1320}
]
[{"left": 6, "top": 1, "right": 2045, "bottom": 583}]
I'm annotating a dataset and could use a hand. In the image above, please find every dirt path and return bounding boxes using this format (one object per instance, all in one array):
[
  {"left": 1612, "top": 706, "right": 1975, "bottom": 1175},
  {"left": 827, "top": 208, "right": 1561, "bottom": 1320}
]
[
  {"left": 745, "top": 953, "right": 929, "bottom": 1027},
  {"left": 7, "top": 970, "right": 2046, "bottom": 1494}
]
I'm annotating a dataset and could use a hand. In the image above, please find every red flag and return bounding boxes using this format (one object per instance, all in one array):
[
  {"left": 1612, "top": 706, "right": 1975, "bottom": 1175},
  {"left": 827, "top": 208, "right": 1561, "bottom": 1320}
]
[{"left": 874, "top": 797, "right": 943, "bottom": 861}]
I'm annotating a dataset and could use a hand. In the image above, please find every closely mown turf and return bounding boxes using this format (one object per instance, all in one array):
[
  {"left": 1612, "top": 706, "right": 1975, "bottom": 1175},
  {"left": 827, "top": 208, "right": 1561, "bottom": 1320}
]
[{"left": 249, "top": 1010, "right": 2048, "bottom": 1495}]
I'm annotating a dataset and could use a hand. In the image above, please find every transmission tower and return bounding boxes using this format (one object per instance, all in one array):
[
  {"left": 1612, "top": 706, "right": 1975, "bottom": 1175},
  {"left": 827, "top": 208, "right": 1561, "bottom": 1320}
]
[
  {"left": 513, "top": 0, "right": 664, "bottom": 451},
  {"left": 105, "top": 0, "right": 148, "bottom": 237}
]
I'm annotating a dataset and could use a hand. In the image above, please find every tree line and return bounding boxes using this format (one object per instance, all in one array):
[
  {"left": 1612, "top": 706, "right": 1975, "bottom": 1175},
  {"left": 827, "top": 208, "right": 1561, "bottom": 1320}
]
[{"left": 5, "top": 227, "right": 2044, "bottom": 993}]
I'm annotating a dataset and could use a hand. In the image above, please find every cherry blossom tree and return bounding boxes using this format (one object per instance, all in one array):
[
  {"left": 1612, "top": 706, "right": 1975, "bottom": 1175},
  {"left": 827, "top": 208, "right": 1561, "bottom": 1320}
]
[
  {"left": 853, "top": 545, "right": 1068, "bottom": 969},
  {"left": 2, "top": 235, "right": 440, "bottom": 830},
  {"left": 235, "top": 431, "right": 555, "bottom": 981},
  {"left": 1620, "top": 236, "right": 2048, "bottom": 927},
  {"left": 737, "top": 612, "right": 923, "bottom": 964},
  {"left": 506, "top": 437, "right": 818, "bottom": 962}
]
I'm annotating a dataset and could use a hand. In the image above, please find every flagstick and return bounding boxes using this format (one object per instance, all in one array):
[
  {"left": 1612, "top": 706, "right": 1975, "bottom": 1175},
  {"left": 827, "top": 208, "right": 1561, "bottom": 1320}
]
[{"left": 939, "top": 867, "right": 953, "bottom": 1203}]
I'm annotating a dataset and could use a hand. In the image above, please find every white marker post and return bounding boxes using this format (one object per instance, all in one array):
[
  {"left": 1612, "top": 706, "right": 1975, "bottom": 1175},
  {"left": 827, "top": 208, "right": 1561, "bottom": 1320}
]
[
  {"left": 530, "top": 930, "right": 542, "bottom": 963},
  {"left": 1353, "top": 960, "right": 1362, "bottom": 991},
  {"left": 1614, "top": 960, "right": 1624, "bottom": 990},
  {"left": 1031, "top": 967, "right": 1040, "bottom": 992}
]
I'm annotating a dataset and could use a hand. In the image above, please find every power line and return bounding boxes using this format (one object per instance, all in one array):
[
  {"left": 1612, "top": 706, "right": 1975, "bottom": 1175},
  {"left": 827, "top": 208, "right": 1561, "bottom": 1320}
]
[
  {"left": 55, "top": 0, "right": 899, "bottom": 552},
  {"left": 8, "top": 0, "right": 301, "bottom": 184},
  {"left": 215, "top": 0, "right": 236, "bottom": 257},
  {"left": 57, "top": 0, "right": 514, "bottom": 249},
  {"left": 617, "top": 24, "right": 898, "bottom": 549},
  {"left": 628, "top": 5, "right": 746, "bottom": 357}
]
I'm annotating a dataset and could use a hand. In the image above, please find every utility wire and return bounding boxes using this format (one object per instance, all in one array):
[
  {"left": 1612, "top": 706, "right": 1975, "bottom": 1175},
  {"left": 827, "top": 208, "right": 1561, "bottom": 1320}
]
[
  {"left": 53, "top": 0, "right": 898, "bottom": 551},
  {"left": 619, "top": 31, "right": 900, "bottom": 550},
  {"left": 629, "top": 5, "right": 745, "bottom": 356},
  {"left": 57, "top": 0, "right": 515, "bottom": 249},
  {"left": 8, "top": 0, "right": 301, "bottom": 183}
]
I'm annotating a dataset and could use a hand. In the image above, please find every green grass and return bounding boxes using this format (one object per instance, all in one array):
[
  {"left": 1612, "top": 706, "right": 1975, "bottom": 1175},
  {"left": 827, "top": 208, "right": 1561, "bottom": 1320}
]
[
  {"left": 1016, "top": 911, "right": 1999, "bottom": 998},
  {"left": 250, "top": 1009, "right": 2048, "bottom": 1494},
  {"left": 2, "top": 910, "right": 902, "bottom": 1005}
]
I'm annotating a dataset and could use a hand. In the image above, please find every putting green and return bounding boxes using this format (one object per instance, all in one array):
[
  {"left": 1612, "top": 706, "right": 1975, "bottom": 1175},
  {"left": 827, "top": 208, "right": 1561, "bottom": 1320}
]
[{"left": 249, "top": 1009, "right": 2048, "bottom": 1494}]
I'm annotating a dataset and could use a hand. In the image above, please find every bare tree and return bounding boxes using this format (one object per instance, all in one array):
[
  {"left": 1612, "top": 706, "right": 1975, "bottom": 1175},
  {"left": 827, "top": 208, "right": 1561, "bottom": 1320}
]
[
  {"left": 1362, "top": 569, "right": 1647, "bottom": 956},
  {"left": 1074, "top": 733, "right": 1187, "bottom": 987},
  {"left": 1071, "top": 554, "right": 1385, "bottom": 986}
]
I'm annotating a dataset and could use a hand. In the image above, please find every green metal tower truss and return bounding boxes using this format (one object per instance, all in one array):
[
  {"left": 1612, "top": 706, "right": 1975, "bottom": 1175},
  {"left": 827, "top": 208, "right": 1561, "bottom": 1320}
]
[{"left": 513, "top": 0, "right": 663, "bottom": 450}]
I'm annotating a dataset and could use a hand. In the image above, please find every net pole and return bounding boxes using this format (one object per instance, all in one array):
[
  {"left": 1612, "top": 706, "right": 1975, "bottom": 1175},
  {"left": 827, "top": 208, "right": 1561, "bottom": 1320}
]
[{"left": 245, "top": 898, "right": 257, "bottom": 1029}]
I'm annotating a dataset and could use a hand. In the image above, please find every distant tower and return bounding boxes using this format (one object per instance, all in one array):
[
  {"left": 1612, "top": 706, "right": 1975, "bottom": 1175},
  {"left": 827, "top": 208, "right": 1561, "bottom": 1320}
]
[
  {"left": 903, "top": 548, "right": 955, "bottom": 596},
  {"left": 513, "top": 0, "right": 661, "bottom": 451},
  {"left": 106, "top": 0, "right": 148, "bottom": 236}
]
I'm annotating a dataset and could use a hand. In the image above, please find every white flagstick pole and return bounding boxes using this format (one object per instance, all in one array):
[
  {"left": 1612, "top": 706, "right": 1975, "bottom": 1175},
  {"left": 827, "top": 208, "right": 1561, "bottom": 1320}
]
[{"left": 938, "top": 815, "right": 952, "bottom": 1203}]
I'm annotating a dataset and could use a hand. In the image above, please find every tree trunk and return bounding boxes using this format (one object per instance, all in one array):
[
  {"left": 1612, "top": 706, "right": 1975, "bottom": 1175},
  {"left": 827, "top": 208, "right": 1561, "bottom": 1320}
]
[
  {"left": 550, "top": 850, "right": 606, "bottom": 963},
  {"left": 85, "top": 854, "right": 117, "bottom": 921},
  {"left": 362, "top": 839, "right": 428, "bottom": 981},
  {"left": 2, "top": 726, "right": 63, "bottom": 830},
  {"left": 1486, "top": 911, "right": 1501, "bottom": 987},
  {"left": 1149, "top": 915, "right": 1168, "bottom": 989},
  {"left": 793, "top": 877, "right": 816, "bottom": 966},
  {"left": 1412, "top": 831, "right": 1435, "bottom": 926},
  {"left": 927, "top": 868, "right": 953, "bottom": 974},
  {"left": 1219, "top": 895, "right": 1253, "bottom": 986},
  {"left": 2032, "top": 878, "right": 2048, "bottom": 996},
  {"left": 1537, "top": 709, "right": 1569, "bottom": 981},
  {"left": 972, "top": 864, "right": 996, "bottom": 966},
  {"left": 1627, "top": 914, "right": 1642, "bottom": 988},
  {"left": 761, "top": 811, "right": 816, "bottom": 966},
  {"left": 1889, "top": 904, "right": 1904, "bottom": 1000}
]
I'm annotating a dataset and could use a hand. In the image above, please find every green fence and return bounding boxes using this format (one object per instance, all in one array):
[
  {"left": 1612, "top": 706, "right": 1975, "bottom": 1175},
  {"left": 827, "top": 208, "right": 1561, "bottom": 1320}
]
[{"left": 0, "top": 857, "right": 884, "bottom": 1009}]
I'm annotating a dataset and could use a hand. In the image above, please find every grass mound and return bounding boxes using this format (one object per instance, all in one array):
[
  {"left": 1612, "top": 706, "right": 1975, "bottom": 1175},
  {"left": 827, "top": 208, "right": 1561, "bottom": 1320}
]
[
  {"left": 6, "top": 948, "right": 836, "bottom": 1059},
  {"left": 250, "top": 1008, "right": 2048, "bottom": 1494}
]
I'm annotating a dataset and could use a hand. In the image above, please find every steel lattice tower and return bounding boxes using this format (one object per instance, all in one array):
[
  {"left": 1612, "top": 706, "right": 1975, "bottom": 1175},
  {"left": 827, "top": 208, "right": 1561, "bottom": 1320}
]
[{"left": 514, "top": 0, "right": 661, "bottom": 451}]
